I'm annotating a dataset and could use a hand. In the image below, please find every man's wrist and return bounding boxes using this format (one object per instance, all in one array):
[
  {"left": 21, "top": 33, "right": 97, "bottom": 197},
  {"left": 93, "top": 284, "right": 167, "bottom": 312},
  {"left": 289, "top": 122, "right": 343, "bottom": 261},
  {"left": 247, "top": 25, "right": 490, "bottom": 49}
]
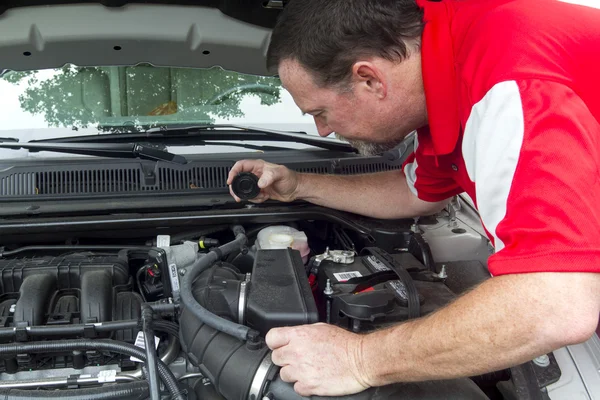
[
  {"left": 292, "top": 172, "right": 310, "bottom": 201},
  {"left": 358, "top": 323, "right": 416, "bottom": 387},
  {"left": 357, "top": 330, "right": 386, "bottom": 387}
]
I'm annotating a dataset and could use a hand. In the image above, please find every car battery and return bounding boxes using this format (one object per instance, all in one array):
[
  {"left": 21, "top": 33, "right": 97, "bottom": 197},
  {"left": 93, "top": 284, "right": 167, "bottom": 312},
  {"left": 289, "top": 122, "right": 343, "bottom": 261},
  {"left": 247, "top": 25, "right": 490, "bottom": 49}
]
[{"left": 316, "top": 249, "right": 456, "bottom": 331}]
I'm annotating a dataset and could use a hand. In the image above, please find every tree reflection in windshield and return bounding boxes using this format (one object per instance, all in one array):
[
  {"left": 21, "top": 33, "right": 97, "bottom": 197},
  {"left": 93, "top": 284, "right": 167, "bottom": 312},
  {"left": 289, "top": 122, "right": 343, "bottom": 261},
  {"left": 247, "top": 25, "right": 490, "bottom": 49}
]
[{"left": 1, "top": 65, "right": 282, "bottom": 132}]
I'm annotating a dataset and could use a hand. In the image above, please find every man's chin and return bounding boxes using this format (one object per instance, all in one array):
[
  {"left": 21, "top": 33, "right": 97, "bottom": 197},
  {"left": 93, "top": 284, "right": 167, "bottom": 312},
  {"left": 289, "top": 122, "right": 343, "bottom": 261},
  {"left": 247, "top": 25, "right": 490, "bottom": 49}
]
[{"left": 335, "top": 133, "right": 402, "bottom": 156}]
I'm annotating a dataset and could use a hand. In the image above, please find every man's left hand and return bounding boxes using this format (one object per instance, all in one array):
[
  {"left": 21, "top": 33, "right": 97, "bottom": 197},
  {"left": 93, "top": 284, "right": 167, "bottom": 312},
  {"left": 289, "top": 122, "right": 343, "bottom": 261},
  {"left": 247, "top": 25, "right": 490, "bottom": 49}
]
[{"left": 265, "top": 323, "right": 371, "bottom": 396}]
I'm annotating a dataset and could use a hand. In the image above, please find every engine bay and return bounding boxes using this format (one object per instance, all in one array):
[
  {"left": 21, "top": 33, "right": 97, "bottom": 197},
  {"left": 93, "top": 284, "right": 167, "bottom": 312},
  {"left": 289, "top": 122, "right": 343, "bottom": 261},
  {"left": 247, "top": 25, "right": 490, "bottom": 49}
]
[{"left": 0, "top": 211, "right": 555, "bottom": 400}]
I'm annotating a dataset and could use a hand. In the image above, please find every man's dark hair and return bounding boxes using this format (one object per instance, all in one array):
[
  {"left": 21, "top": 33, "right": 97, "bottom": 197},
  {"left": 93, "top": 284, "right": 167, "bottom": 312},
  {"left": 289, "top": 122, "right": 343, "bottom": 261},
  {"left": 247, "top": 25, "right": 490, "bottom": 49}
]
[{"left": 267, "top": 0, "right": 424, "bottom": 87}]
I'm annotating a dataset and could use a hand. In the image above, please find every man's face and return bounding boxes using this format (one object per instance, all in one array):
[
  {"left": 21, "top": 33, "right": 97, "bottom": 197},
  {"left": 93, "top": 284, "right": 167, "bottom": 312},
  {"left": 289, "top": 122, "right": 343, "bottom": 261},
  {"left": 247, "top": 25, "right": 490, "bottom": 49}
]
[{"left": 278, "top": 58, "right": 427, "bottom": 155}]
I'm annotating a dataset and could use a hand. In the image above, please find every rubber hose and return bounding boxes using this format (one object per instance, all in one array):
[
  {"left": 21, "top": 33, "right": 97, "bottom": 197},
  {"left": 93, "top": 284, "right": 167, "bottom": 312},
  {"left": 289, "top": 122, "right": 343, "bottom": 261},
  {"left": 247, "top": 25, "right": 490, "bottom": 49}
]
[
  {"left": 141, "top": 305, "right": 160, "bottom": 400},
  {"left": 153, "top": 321, "right": 180, "bottom": 338},
  {"left": 194, "top": 378, "right": 226, "bottom": 400},
  {"left": 180, "top": 225, "right": 259, "bottom": 341},
  {"left": 0, "top": 339, "right": 184, "bottom": 400},
  {"left": 0, "top": 381, "right": 148, "bottom": 399}
]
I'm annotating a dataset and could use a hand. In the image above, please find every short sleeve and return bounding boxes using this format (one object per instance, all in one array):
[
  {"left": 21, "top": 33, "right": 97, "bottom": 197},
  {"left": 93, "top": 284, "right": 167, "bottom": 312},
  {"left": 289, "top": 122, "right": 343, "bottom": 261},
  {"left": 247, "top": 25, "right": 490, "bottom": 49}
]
[
  {"left": 462, "top": 79, "right": 600, "bottom": 276},
  {"left": 402, "top": 131, "right": 463, "bottom": 202}
]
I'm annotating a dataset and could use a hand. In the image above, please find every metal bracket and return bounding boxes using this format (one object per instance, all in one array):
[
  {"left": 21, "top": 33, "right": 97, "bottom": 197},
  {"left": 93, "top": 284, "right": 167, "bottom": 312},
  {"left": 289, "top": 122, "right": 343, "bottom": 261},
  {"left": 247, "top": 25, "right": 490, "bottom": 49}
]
[{"left": 313, "top": 247, "right": 355, "bottom": 267}]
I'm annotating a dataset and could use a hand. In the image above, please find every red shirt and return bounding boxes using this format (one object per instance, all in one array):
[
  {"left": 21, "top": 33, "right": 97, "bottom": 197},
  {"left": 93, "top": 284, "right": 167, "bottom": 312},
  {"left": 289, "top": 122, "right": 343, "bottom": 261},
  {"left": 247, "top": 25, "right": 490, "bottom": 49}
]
[{"left": 405, "top": 0, "right": 600, "bottom": 276}]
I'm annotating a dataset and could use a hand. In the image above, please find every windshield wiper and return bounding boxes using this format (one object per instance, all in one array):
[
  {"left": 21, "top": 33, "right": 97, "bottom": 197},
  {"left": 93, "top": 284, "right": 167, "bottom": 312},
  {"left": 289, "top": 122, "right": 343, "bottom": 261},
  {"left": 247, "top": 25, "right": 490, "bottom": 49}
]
[
  {"left": 0, "top": 142, "right": 187, "bottom": 164},
  {"left": 32, "top": 124, "right": 357, "bottom": 153}
]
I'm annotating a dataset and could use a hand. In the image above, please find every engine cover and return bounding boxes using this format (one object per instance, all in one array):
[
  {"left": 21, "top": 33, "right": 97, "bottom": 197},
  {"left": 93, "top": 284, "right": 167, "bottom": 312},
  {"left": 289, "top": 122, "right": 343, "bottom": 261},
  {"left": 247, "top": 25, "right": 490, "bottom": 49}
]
[{"left": 0, "top": 255, "right": 141, "bottom": 330}]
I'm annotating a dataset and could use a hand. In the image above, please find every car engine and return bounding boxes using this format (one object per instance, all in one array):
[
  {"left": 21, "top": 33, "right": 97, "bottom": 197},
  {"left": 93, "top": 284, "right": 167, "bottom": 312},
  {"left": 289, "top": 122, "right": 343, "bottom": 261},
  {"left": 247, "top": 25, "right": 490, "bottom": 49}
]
[{"left": 0, "top": 214, "right": 536, "bottom": 400}]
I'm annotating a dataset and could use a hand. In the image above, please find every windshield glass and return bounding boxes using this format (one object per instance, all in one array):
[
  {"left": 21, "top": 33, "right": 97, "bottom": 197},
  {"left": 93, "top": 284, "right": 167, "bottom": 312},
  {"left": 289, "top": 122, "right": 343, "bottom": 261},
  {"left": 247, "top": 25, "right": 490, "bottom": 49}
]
[{"left": 0, "top": 64, "right": 319, "bottom": 144}]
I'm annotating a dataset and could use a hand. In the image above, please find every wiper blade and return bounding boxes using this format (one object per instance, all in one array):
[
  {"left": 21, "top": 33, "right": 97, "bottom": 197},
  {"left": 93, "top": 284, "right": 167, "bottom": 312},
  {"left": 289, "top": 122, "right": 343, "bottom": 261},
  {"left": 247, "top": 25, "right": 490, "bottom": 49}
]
[
  {"left": 0, "top": 142, "right": 187, "bottom": 164},
  {"left": 33, "top": 124, "right": 357, "bottom": 153}
]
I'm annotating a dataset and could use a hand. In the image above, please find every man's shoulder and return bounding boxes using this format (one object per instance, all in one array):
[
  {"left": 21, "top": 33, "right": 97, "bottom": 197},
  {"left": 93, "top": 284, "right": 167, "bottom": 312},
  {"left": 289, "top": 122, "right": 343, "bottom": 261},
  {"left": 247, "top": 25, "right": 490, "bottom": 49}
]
[{"left": 452, "top": 0, "right": 597, "bottom": 103}]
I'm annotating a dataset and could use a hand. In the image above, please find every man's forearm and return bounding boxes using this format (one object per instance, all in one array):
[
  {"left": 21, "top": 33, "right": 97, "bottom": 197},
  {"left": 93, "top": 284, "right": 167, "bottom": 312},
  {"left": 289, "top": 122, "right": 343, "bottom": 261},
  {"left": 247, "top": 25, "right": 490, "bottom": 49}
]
[
  {"left": 357, "top": 272, "right": 600, "bottom": 385},
  {"left": 294, "top": 169, "right": 446, "bottom": 219}
]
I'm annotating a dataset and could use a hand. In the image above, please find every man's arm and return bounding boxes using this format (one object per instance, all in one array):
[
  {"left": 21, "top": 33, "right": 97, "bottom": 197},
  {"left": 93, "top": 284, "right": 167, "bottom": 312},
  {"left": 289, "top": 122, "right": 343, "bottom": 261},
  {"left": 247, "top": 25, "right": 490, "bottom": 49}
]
[
  {"left": 266, "top": 272, "right": 600, "bottom": 396},
  {"left": 227, "top": 160, "right": 447, "bottom": 219},
  {"left": 359, "top": 272, "right": 600, "bottom": 384}
]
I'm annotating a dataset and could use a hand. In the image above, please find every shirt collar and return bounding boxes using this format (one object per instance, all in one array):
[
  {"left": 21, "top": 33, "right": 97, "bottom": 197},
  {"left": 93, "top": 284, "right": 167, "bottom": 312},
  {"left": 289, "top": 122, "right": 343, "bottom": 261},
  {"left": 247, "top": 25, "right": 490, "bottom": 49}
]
[{"left": 416, "top": 0, "right": 460, "bottom": 156}]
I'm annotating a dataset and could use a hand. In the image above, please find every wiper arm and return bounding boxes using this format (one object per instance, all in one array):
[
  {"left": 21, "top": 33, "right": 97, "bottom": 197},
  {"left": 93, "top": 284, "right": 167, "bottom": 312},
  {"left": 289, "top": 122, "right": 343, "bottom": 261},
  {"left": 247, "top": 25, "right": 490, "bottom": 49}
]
[
  {"left": 159, "top": 124, "right": 356, "bottom": 152},
  {"left": 0, "top": 142, "right": 187, "bottom": 164},
  {"left": 33, "top": 124, "right": 357, "bottom": 153}
]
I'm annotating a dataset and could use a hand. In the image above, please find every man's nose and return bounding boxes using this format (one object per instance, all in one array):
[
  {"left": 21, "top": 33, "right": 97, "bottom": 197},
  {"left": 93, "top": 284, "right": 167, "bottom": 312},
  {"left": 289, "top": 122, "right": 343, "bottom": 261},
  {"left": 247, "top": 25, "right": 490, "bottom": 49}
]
[{"left": 314, "top": 118, "right": 333, "bottom": 137}]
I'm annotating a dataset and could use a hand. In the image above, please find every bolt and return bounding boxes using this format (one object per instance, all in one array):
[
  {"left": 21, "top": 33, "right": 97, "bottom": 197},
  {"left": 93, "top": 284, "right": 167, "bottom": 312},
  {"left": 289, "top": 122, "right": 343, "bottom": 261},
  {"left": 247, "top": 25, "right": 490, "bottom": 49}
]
[
  {"left": 411, "top": 217, "right": 420, "bottom": 233},
  {"left": 324, "top": 279, "right": 334, "bottom": 296},
  {"left": 533, "top": 354, "right": 550, "bottom": 368},
  {"left": 438, "top": 265, "right": 447, "bottom": 279},
  {"left": 178, "top": 269, "right": 186, "bottom": 276}
]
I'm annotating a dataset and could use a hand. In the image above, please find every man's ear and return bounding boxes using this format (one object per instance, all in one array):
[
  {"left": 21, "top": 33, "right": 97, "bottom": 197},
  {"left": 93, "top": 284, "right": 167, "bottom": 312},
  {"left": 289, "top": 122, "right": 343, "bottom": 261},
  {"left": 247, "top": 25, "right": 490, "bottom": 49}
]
[{"left": 351, "top": 61, "right": 387, "bottom": 99}]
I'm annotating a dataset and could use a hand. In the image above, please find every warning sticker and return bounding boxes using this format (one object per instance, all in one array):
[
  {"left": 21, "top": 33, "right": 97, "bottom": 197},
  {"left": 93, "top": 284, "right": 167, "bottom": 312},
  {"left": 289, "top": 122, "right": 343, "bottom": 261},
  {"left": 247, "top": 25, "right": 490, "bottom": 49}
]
[
  {"left": 364, "top": 255, "right": 390, "bottom": 272},
  {"left": 169, "top": 263, "right": 180, "bottom": 293},
  {"left": 333, "top": 271, "right": 362, "bottom": 282},
  {"left": 387, "top": 281, "right": 408, "bottom": 301},
  {"left": 130, "top": 331, "right": 160, "bottom": 363}
]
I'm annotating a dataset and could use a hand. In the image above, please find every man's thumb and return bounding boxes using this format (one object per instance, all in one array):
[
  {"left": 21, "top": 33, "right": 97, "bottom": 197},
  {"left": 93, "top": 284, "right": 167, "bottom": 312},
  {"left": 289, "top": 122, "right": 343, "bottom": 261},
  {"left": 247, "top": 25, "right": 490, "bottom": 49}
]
[
  {"left": 266, "top": 327, "right": 291, "bottom": 350},
  {"left": 258, "top": 169, "right": 276, "bottom": 188}
]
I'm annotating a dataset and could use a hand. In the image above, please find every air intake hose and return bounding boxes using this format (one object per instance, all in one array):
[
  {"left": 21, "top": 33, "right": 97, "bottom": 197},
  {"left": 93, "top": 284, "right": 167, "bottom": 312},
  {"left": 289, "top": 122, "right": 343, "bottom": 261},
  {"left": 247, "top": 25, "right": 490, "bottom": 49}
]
[
  {"left": 179, "top": 316, "right": 275, "bottom": 400},
  {"left": 179, "top": 225, "right": 260, "bottom": 341}
]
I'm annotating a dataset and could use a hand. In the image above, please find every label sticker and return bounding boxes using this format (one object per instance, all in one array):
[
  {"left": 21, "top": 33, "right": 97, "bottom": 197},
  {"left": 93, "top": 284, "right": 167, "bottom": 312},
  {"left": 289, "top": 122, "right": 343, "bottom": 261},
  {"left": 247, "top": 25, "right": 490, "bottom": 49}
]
[
  {"left": 333, "top": 271, "right": 362, "bottom": 282},
  {"left": 364, "top": 255, "right": 390, "bottom": 272},
  {"left": 130, "top": 331, "right": 160, "bottom": 363},
  {"left": 156, "top": 235, "right": 171, "bottom": 248},
  {"left": 169, "top": 263, "right": 180, "bottom": 293},
  {"left": 97, "top": 370, "right": 117, "bottom": 383},
  {"left": 387, "top": 281, "right": 408, "bottom": 300}
]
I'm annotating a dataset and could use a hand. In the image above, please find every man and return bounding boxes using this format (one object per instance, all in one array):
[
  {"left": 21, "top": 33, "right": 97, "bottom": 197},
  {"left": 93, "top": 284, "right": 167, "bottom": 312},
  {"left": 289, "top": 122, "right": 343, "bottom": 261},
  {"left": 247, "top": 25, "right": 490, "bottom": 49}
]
[{"left": 227, "top": 0, "right": 600, "bottom": 396}]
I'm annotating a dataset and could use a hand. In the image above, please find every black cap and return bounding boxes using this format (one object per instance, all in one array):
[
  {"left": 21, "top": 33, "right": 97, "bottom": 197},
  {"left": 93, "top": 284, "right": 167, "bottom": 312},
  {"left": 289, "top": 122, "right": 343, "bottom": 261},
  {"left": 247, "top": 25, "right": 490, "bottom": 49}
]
[{"left": 231, "top": 172, "right": 260, "bottom": 200}]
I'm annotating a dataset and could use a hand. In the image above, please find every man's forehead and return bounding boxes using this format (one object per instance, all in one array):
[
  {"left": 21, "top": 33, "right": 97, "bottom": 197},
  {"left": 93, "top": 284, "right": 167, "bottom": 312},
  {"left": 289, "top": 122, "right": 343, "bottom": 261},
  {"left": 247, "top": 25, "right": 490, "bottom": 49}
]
[
  {"left": 278, "top": 60, "right": 325, "bottom": 111},
  {"left": 279, "top": 59, "right": 313, "bottom": 88}
]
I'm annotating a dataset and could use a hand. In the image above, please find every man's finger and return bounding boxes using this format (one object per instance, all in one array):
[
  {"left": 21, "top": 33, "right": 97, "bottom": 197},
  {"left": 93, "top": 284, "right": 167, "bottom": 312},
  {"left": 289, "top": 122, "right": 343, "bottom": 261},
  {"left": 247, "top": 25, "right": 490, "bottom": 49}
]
[
  {"left": 294, "top": 381, "right": 313, "bottom": 397},
  {"left": 279, "top": 365, "right": 298, "bottom": 383},
  {"left": 257, "top": 168, "right": 276, "bottom": 189},
  {"left": 228, "top": 185, "right": 241, "bottom": 202},
  {"left": 247, "top": 191, "right": 269, "bottom": 203},
  {"left": 266, "top": 327, "right": 291, "bottom": 350},
  {"left": 271, "top": 346, "right": 294, "bottom": 367}
]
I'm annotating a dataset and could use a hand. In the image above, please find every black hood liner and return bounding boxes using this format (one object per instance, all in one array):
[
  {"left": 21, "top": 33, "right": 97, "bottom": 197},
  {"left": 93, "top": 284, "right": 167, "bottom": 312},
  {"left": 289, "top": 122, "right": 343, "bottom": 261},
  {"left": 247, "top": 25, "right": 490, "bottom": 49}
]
[{"left": 0, "top": 0, "right": 284, "bottom": 28}]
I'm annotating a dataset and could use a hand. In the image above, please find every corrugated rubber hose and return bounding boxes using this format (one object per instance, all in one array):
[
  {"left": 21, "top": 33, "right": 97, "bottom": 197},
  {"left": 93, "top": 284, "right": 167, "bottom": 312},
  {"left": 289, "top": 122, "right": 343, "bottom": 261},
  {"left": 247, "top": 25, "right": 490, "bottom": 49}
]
[{"left": 0, "top": 381, "right": 148, "bottom": 400}]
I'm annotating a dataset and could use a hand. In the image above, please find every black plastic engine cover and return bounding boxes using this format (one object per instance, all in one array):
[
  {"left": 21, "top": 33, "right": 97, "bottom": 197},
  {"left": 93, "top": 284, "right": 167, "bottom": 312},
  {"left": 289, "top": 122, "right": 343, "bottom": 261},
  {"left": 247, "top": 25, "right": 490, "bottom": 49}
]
[
  {"left": 0, "top": 255, "right": 137, "bottom": 329},
  {"left": 246, "top": 249, "right": 318, "bottom": 334}
]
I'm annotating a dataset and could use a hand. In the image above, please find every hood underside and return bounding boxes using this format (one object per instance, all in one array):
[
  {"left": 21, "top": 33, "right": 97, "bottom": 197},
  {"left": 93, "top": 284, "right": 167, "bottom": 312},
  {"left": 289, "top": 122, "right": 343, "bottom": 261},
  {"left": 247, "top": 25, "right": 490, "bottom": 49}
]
[{"left": 0, "top": 0, "right": 283, "bottom": 75}]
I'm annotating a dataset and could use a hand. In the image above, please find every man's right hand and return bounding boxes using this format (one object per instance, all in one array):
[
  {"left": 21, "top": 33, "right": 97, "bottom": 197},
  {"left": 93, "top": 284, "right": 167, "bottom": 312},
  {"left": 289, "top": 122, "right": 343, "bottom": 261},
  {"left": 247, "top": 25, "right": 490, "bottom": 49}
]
[{"left": 227, "top": 159, "right": 301, "bottom": 203}]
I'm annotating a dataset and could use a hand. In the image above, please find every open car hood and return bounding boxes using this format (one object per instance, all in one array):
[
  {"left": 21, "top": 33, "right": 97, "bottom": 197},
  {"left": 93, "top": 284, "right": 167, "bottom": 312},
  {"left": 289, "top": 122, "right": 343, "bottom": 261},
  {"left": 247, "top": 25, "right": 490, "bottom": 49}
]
[{"left": 0, "top": 0, "right": 284, "bottom": 75}]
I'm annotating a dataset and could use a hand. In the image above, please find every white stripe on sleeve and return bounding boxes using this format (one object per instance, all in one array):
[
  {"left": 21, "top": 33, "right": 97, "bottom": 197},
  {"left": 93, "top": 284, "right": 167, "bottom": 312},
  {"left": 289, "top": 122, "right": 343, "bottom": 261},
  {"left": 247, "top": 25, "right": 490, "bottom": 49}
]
[
  {"left": 462, "top": 81, "right": 525, "bottom": 251},
  {"left": 403, "top": 134, "right": 419, "bottom": 197}
]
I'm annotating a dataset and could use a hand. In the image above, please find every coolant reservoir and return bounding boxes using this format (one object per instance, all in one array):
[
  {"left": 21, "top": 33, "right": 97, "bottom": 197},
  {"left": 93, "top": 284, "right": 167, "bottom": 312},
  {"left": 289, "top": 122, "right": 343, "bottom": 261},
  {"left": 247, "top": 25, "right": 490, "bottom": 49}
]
[{"left": 256, "top": 226, "right": 310, "bottom": 263}]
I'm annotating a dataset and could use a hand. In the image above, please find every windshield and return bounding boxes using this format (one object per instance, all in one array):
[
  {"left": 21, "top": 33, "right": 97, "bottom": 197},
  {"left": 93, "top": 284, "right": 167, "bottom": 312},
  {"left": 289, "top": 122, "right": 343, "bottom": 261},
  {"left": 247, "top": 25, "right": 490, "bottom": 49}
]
[{"left": 0, "top": 65, "right": 321, "bottom": 156}]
